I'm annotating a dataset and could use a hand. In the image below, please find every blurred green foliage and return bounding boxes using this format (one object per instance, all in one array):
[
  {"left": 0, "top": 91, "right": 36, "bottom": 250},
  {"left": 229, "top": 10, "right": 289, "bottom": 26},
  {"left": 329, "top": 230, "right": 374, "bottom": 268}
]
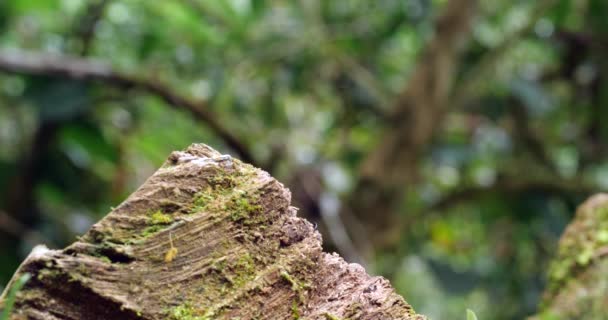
[{"left": 0, "top": 0, "right": 607, "bottom": 319}]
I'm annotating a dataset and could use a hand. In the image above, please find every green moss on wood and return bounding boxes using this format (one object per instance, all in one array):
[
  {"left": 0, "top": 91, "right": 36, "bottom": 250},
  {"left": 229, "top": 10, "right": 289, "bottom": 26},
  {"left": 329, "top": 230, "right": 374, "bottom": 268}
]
[
  {"left": 543, "top": 198, "right": 608, "bottom": 310},
  {"left": 189, "top": 168, "right": 262, "bottom": 225},
  {"left": 291, "top": 300, "right": 301, "bottom": 319},
  {"left": 324, "top": 313, "right": 344, "bottom": 320},
  {"left": 168, "top": 303, "right": 210, "bottom": 320},
  {"left": 36, "top": 269, "right": 61, "bottom": 281},
  {"left": 231, "top": 254, "right": 256, "bottom": 287},
  {"left": 228, "top": 192, "right": 261, "bottom": 222},
  {"left": 149, "top": 210, "right": 173, "bottom": 225},
  {"left": 140, "top": 225, "right": 164, "bottom": 238}
]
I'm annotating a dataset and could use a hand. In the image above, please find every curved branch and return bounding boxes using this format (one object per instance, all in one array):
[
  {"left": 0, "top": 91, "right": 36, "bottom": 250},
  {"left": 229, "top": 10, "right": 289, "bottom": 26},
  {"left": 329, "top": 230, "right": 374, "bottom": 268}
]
[
  {"left": 399, "top": 175, "right": 601, "bottom": 233},
  {"left": 0, "top": 49, "right": 256, "bottom": 165},
  {"left": 428, "top": 177, "right": 599, "bottom": 213}
]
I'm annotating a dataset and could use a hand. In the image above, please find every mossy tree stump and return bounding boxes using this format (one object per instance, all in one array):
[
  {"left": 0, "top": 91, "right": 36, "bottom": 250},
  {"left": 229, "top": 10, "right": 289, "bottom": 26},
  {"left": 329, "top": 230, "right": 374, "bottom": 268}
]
[
  {"left": 0, "top": 144, "right": 425, "bottom": 320},
  {"left": 536, "top": 193, "right": 608, "bottom": 319}
]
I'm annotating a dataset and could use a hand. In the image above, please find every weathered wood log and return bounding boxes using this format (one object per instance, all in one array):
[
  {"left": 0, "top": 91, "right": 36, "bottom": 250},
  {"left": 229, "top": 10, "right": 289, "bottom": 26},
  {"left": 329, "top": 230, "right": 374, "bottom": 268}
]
[
  {"left": 0, "top": 144, "right": 425, "bottom": 320},
  {"left": 535, "top": 193, "right": 608, "bottom": 319}
]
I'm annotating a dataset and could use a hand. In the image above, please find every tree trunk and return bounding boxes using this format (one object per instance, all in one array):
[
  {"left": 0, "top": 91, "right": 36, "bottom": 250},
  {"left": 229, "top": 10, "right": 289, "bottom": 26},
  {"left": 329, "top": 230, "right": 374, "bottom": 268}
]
[
  {"left": 0, "top": 144, "right": 425, "bottom": 320},
  {"left": 346, "top": 0, "right": 478, "bottom": 251}
]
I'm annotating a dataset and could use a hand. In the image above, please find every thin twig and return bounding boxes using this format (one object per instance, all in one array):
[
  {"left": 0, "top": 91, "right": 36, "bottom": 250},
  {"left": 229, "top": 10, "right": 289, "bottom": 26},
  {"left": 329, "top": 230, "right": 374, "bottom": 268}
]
[{"left": 429, "top": 177, "right": 597, "bottom": 213}]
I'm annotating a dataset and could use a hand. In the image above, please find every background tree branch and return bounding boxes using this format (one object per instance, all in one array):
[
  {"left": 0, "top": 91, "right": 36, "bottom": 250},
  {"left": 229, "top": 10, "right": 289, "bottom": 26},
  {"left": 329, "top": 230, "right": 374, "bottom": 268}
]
[
  {"left": 428, "top": 176, "right": 598, "bottom": 214},
  {"left": 0, "top": 49, "right": 256, "bottom": 165}
]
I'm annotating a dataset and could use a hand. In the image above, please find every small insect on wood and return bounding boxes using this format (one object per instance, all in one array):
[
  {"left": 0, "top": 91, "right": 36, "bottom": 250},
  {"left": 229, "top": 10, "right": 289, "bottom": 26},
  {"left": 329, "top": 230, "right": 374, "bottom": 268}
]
[{"left": 164, "top": 232, "right": 179, "bottom": 263}]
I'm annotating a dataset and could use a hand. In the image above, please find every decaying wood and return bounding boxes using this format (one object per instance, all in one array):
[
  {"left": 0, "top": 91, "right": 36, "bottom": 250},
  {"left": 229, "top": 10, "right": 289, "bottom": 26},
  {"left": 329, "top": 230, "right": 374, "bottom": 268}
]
[
  {"left": 534, "top": 193, "right": 608, "bottom": 319},
  {"left": 0, "top": 144, "right": 425, "bottom": 320}
]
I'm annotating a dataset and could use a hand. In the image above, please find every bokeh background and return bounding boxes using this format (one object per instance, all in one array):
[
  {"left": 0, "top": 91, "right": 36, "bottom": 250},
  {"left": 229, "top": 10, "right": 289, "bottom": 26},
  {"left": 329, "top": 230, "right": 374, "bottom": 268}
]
[{"left": 0, "top": 0, "right": 607, "bottom": 319}]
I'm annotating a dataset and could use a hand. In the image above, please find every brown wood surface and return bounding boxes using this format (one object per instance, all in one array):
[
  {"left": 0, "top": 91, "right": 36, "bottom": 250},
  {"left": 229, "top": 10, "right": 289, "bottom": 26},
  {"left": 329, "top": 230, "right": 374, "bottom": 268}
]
[{"left": 0, "top": 144, "right": 425, "bottom": 320}]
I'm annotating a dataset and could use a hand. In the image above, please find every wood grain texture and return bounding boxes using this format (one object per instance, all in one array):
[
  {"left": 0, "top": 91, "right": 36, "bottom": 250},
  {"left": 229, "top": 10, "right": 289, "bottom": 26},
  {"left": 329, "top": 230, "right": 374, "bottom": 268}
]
[{"left": 0, "top": 144, "right": 425, "bottom": 320}]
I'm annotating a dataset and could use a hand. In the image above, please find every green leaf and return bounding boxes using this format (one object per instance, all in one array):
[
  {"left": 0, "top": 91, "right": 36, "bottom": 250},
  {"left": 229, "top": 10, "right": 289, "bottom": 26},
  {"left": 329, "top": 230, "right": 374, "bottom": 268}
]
[
  {"left": 467, "top": 309, "right": 479, "bottom": 320},
  {"left": 1, "top": 273, "right": 31, "bottom": 320}
]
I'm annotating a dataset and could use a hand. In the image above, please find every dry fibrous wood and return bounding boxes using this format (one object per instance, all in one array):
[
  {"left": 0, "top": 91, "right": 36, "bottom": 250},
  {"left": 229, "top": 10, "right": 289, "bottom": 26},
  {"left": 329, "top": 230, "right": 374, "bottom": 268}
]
[{"left": 0, "top": 144, "right": 425, "bottom": 320}]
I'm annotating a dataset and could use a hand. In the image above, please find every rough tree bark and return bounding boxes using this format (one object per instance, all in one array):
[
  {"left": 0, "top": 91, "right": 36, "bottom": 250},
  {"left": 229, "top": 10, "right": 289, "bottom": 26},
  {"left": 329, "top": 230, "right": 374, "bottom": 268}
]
[
  {"left": 0, "top": 144, "right": 425, "bottom": 320},
  {"left": 534, "top": 193, "right": 608, "bottom": 319}
]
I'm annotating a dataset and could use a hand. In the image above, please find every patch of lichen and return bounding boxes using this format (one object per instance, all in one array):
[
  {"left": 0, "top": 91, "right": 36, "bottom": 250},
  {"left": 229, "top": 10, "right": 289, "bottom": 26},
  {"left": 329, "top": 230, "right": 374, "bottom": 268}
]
[
  {"left": 84, "top": 208, "right": 177, "bottom": 246},
  {"left": 344, "top": 302, "right": 363, "bottom": 319},
  {"left": 540, "top": 258, "right": 608, "bottom": 319},
  {"left": 167, "top": 254, "right": 265, "bottom": 320},
  {"left": 323, "top": 313, "right": 344, "bottom": 320},
  {"left": 140, "top": 225, "right": 164, "bottom": 238},
  {"left": 189, "top": 166, "right": 263, "bottom": 225},
  {"left": 171, "top": 234, "right": 309, "bottom": 318},
  {"left": 231, "top": 253, "right": 256, "bottom": 287},
  {"left": 89, "top": 250, "right": 113, "bottom": 264},
  {"left": 190, "top": 187, "right": 216, "bottom": 213},
  {"left": 32, "top": 264, "right": 89, "bottom": 290},
  {"left": 544, "top": 203, "right": 608, "bottom": 303},
  {"left": 280, "top": 270, "right": 310, "bottom": 293},
  {"left": 208, "top": 169, "right": 239, "bottom": 189},
  {"left": 149, "top": 210, "right": 173, "bottom": 225},
  {"left": 87, "top": 227, "right": 126, "bottom": 245},
  {"left": 168, "top": 303, "right": 212, "bottom": 320},
  {"left": 291, "top": 300, "right": 301, "bottom": 319},
  {"left": 227, "top": 191, "right": 262, "bottom": 222},
  {"left": 36, "top": 268, "right": 62, "bottom": 282},
  {"left": 148, "top": 158, "right": 283, "bottom": 317},
  {"left": 280, "top": 267, "right": 312, "bottom": 319},
  {"left": 132, "top": 209, "right": 176, "bottom": 240},
  {"left": 205, "top": 253, "right": 258, "bottom": 291}
]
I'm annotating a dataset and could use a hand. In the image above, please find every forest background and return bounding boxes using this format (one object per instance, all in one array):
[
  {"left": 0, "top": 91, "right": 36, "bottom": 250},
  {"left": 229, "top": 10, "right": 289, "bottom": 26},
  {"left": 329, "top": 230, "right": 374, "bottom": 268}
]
[{"left": 0, "top": 1, "right": 607, "bottom": 319}]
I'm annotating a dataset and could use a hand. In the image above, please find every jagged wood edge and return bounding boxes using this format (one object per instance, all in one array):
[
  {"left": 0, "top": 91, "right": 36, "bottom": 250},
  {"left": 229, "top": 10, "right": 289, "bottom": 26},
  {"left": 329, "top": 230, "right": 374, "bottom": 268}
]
[{"left": 0, "top": 144, "right": 425, "bottom": 320}]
